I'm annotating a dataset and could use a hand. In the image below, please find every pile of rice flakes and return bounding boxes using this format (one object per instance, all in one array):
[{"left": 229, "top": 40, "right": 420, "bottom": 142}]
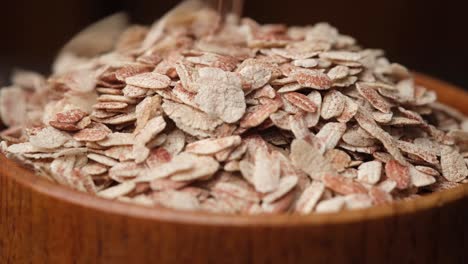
[{"left": 1, "top": 3, "right": 468, "bottom": 214}]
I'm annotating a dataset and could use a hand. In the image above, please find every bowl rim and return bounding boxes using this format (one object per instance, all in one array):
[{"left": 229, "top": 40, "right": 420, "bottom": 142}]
[{"left": 2, "top": 73, "right": 468, "bottom": 227}]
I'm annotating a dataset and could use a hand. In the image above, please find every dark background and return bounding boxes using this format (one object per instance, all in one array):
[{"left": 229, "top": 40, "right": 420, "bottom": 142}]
[{"left": 1, "top": 0, "right": 467, "bottom": 89}]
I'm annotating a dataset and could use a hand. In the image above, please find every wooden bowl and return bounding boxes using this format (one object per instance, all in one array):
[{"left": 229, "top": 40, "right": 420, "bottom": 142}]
[{"left": 1, "top": 73, "right": 467, "bottom": 264}]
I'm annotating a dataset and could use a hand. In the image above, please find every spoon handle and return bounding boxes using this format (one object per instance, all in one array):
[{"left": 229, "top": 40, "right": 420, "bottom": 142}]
[{"left": 204, "top": 0, "right": 244, "bottom": 18}]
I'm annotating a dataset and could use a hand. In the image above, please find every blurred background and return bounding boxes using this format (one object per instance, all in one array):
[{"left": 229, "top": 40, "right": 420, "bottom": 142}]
[{"left": 1, "top": 0, "right": 467, "bottom": 89}]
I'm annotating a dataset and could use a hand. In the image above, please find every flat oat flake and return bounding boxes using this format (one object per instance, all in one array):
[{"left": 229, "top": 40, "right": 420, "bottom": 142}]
[
  {"left": 342, "top": 126, "right": 378, "bottom": 147},
  {"left": 344, "top": 194, "right": 373, "bottom": 210},
  {"left": 369, "top": 186, "right": 393, "bottom": 205},
  {"left": 186, "top": 136, "right": 241, "bottom": 155},
  {"left": 98, "top": 182, "right": 136, "bottom": 199},
  {"left": 132, "top": 116, "right": 166, "bottom": 163},
  {"left": 283, "top": 92, "right": 318, "bottom": 113},
  {"left": 324, "top": 149, "right": 351, "bottom": 172},
  {"left": 293, "top": 58, "right": 318, "bottom": 68},
  {"left": 315, "top": 122, "right": 347, "bottom": 152},
  {"left": 319, "top": 51, "right": 361, "bottom": 62},
  {"left": 289, "top": 113, "right": 311, "bottom": 140},
  {"left": 356, "top": 83, "right": 392, "bottom": 113},
  {"left": 115, "top": 65, "right": 152, "bottom": 81},
  {"left": 55, "top": 109, "right": 88, "bottom": 124},
  {"left": 74, "top": 128, "right": 109, "bottom": 142},
  {"left": 385, "top": 159, "right": 411, "bottom": 189},
  {"left": 212, "top": 180, "right": 261, "bottom": 203},
  {"left": 81, "top": 162, "right": 108, "bottom": 175},
  {"left": 123, "top": 85, "right": 148, "bottom": 98},
  {"left": 336, "top": 96, "right": 358, "bottom": 123},
  {"left": 354, "top": 109, "right": 407, "bottom": 164},
  {"left": 194, "top": 67, "right": 246, "bottom": 123},
  {"left": 104, "top": 146, "right": 134, "bottom": 161},
  {"left": 109, "top": 162, "right": 144, "bottom": 181},
  {"left": 321, "top": 90, "right": 345, "bottom": 119},
  {"left": 440, "top": 146, "right": 468, "bottom": 182},
  {"left": 239, "top": 64, "right": 272, "bottom": 90},
  {"left": 409, "top": 166, "right": 436, "bottom": 187},
  {"left": 29, "top": 127, "right": 70, "bottom": 149},
  {"left": 396, "top": 140, "right": 438, "bottom": 164},
  {"left": 0, "top": 87, "right": 28, "bottom": 126},
  {"left": 315, "top": 196, "right": 346, "bottom": 213},
  {"left": 294, "top": 181, "right": 325, "bottom": 214},
  {"left": 138, "top": 154, "right": 195, "bottom": 181},
  {"left": 162, "top": 129, "right": 185, "bottom": 155},
  {"left": 263, "top": 176, "right": 298, "bottom": 203},
  {"left": 125, "top": 72, "right": 171, "bottom": 89},
  {"left": 99, "top": 113, "right": 137, "bottom": 125},
  {"left": 97, "top": 132, "right": 134, "bottom": 147},
  {"left": 290, "top": 139, "right": 337, "bottom": 180},
  {"left": 357, "top": 160, "right": 382, "bottom": 185},
  {"left": 253, "top": 148, "right": 280, "bottom": 193},
  {"left": 327, "top": 65, "right": 349, "bottom": 80},
  {"left": 162, "top": 99, "right": 223, "bottom": 133},
  {"left": 240, "top": 103, "right": 279, "bottom": 128},
  {"left": 291, "top": 69, "right": 333, "bottom": 90},
  {"left": 87, "top": 153, "right": 118, "bottom": 167},
  {"left": 170, "top": 153, "right": 219, "bottom": 182},
  {"left": 322, "top": 174, "right": 368, "bottom": 195}
]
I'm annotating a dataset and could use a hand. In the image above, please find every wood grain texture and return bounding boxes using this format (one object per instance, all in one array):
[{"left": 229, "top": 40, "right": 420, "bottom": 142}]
[{"left": 1, "top": 73, "right": 467, "bottom": 264}]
